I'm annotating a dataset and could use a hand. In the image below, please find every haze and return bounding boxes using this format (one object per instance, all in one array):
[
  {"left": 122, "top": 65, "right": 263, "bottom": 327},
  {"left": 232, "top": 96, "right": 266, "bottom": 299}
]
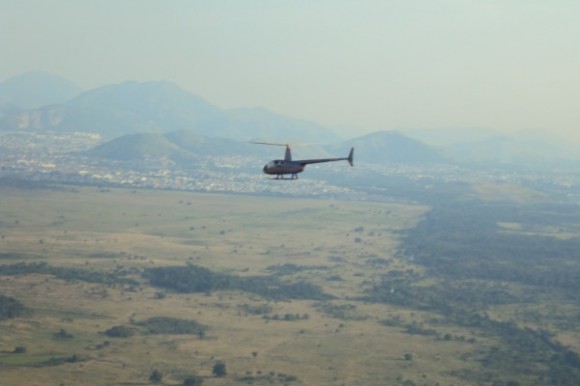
[{"left": 2, "top": 0, "right": 580, "bottom": 143}]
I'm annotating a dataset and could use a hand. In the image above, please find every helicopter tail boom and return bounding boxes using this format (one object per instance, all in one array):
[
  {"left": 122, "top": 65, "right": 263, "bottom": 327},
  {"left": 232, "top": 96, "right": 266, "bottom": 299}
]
[{"left": 297, "top": 147, "right": 354, "bottom": 166}]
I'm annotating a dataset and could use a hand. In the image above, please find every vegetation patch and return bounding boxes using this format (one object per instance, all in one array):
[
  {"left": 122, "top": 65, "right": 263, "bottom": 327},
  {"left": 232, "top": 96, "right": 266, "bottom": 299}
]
[
  {"left": 0, "top": 293, "right": 25, "bottom": 320},
  {"left": 265, "top": 263, "right": 329, "bottom": 276},
  {"left": 0, "top": 353, "right": 90, "bottom": 368},
  {"left": 403, "top": 202, "right": 580, "bottom": 292},
  {"left": 104, "top": 325, "right": 136, "bottom": 338},
  {"left": 0, "top": 253, "right": 38, "bottom": 260},
  {"left": 314, "top": 302, "right": 368, "bottom": 321},
  {"left": 87, "top": 252, "right": 120, "bottom": 259},
  {"left": 135, "top": 316, "right": 208, "bottom": 336},
  {"left": 0, "top": 262, "right": 138, "bottom": 286},
  {"left": 238, "top": 303, "right": 272, "bottom": 315},
  {"left": 261, "top": 313, "right": 309, "bottom": 322},
  {"left": 236, "top": 372, "right": 299, "bottom": 384},
  {"left": 34, "top": 354, "right": 89, "bottom": 367},
  {"left": 144, "top": 264, "right": 331, "bottom": 300}
]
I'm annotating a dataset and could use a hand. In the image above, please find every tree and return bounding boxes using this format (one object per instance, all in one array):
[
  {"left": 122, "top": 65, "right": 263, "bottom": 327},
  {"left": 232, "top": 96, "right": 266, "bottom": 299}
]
[
  {"left": 212, "top": 361, "right": 227, "bottom": 377},
  {"left": 149, "top": 369, "right": 163, "bottom": 384}
]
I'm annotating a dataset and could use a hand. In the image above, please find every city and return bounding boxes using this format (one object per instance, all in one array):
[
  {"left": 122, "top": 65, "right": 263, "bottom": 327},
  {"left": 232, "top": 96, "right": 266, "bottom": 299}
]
[{"left": 2, "top": 130, "right": 579, "bottom": 203}]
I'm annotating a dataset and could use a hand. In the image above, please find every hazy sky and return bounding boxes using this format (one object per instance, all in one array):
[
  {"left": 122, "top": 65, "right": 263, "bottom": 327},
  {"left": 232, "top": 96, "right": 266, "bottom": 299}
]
[{"left": 2, "top": 0, "right": 580, "bottom": 140}]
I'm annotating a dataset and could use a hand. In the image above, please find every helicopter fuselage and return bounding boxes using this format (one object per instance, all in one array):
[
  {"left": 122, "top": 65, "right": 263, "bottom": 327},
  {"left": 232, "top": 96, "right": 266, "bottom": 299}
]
[{"left": 263, "top": 160, "right": 306, "bottom": 179}]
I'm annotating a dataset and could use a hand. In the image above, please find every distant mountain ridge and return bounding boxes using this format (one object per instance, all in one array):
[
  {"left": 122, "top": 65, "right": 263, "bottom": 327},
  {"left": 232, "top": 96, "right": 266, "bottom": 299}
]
[
  {"left": 446, "top": 136, "right": 580, "bottom": 166},
  {"left": 398, "top": 127, "right": 580, "bottom": 166},
  {"left": 0, "top": 76, "right": 341, "bottom": 143}
]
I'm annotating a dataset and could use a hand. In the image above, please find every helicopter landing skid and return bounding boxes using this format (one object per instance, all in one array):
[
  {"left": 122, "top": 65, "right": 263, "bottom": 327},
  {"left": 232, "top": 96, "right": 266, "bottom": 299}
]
[{"left": 272, "top": 174, "right": 298, "bottom": 180}]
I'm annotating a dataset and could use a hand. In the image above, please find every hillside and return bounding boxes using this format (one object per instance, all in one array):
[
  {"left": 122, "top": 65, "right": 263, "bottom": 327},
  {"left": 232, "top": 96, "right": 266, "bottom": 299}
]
[
  {"left": 226, "top": 107, "right": 341, "bottom": 143},
  {"left": 165, "top": 130, "right": 262, "bottom": 157},
  {"left": 87, "top": 132, "right": 193, "bottom": 161},
  {"left": 85, "top": 129, "right": 452, "bottom": 166}
]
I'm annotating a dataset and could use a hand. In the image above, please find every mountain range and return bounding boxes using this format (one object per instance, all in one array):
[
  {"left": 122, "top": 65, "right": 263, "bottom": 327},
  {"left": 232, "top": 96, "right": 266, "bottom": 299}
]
[
  {"left": 1, "top": 71, "right": 577, "bottom": 167},
  {"left": 0, "top": 74, "right": 339, "bottom": 143}
]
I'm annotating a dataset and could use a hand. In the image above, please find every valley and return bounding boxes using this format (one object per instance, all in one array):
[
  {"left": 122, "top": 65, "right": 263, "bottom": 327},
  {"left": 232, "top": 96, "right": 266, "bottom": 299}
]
[{"left": 1, "top": 185, "right": 579, "bottom": 385}]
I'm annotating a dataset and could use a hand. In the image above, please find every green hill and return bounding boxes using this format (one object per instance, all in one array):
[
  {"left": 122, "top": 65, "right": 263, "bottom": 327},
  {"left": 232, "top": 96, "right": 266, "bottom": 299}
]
[
  {"left": 326, "top": 131, "right": 450, "bottom": 164},
  {"left": 87, "top": 132, "right": 193, "bottom": 161}
]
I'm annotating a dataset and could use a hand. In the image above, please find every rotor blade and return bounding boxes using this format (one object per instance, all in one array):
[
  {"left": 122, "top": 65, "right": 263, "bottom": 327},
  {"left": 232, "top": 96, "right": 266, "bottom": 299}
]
[{"left": 249, "top": 141, "right": 288, "bottom": 147}]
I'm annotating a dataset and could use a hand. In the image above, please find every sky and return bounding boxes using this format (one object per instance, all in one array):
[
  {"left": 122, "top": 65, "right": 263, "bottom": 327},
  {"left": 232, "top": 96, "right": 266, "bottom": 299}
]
[{"left": 2, "top": 0, "right": 580, "bottom": 142}]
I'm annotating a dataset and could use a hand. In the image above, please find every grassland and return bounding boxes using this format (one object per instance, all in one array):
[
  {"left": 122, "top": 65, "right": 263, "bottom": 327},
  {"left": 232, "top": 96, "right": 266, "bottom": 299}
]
[{"left": 1, "top": 185, "right": 578, "bottom": 385}]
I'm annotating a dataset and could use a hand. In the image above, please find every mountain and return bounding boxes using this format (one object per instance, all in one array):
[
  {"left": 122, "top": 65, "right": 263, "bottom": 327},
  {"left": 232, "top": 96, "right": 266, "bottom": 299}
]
[
  {"left": 326, "top": 131, "right": 450, "bottom": 164},
  {"left": 226, "top": 107, "right": 341, "bottom": 143},
  {"left": 87, "top": 130, "right": 275, "bottom": 162},
  {"left": 0, "top": 80, "right": 231, "bottom": 137},
  {"left": 0, "top": 79, "right": 341, "bottom": 142},
  {"left": 384, "top": 128, "right": 580, "bottom": 167},
  {"left": 0, "top": 71, "right": 82, "bottom": 109},
  {"left": 164, "top": 130, "right": 261, "bottom": 157},
  {"left": 41, "top": 80, "right": 229, "bottom": 138}
]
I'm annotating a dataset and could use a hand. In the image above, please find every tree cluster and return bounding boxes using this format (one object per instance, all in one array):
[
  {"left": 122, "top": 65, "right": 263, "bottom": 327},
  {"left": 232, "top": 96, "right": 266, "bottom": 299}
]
[
  {"left": 402, "top": 202, "right": 580, "bottom": 292},
  {"left": 387, "top": 200, "right": 580, "bottom": 385},
  {"left": 136, "top": 316, "right": 207, "bottom": 335},
  {"left": 0, "top": 293, "right": 24, "bottom": 320},
  {"left": 144, "top": 264, "right": 330, "bottom": 300}
]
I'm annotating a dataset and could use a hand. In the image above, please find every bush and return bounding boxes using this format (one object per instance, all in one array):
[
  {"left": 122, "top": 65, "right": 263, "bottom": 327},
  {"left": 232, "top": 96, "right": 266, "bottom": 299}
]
[
  {"left": 104, "top": 325, "right": 136, "bottom": 338},
  {"left": 149, "top": 369, "right": 163, "bottom": 383},
  {"left": 212, "top": 362, "right": 227, "bottom": 377}
]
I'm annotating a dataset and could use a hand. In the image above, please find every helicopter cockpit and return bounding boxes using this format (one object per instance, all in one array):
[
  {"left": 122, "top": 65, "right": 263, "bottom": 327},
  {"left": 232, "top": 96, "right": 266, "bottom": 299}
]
[{"left": 265, "top": 160, "right": 283, "bottom": 169}]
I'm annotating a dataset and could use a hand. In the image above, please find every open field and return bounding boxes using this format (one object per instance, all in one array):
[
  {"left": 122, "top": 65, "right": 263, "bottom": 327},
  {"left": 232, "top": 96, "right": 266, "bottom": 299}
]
[{"left": 1, "top": 185, "right": 579, "bottom": 385}]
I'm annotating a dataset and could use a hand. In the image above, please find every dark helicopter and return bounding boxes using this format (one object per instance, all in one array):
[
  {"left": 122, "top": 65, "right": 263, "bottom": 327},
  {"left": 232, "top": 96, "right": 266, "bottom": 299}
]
[{"left": 252, "top": 142, "right": 354, "bottom": 179}]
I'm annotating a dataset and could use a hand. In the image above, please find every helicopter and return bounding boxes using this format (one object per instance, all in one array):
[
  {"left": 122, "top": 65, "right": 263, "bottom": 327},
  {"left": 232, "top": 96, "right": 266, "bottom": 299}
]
[{"left": 252, "top": 142, "right": 354, "bottom": 179}]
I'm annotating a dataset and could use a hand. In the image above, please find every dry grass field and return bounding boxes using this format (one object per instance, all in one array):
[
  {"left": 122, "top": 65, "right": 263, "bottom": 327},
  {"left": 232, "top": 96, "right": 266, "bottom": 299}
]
[{"left": 0, "top": 186, "right": 521, "bottom": 385}]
